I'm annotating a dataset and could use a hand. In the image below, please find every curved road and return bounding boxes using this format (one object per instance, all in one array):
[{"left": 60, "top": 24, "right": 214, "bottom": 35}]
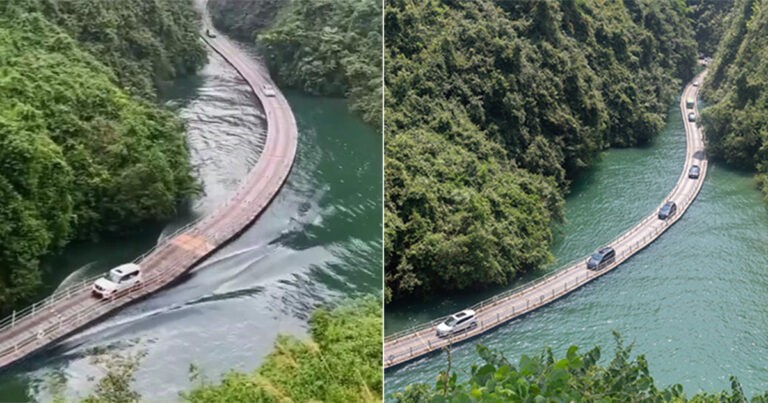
[
  {"left": 0, "top": 22, "right": 297, "bottom": 370},
  {"left": 384, "top": 73, "right": 708, "bottom": 370}
]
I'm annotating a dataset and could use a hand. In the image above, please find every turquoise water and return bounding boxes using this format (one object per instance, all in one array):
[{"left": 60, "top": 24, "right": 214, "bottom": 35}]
[
  {"left": 0, "top": 40, "right": 381, "bottom": 401},
  {"left": 385, "top": 102, "right": 768, "bottom": 397}
]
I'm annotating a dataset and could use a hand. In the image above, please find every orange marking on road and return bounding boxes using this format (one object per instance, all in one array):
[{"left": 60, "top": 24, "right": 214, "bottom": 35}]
[{"left": 171, "top": 234, "right": 214, "bottom": 255}]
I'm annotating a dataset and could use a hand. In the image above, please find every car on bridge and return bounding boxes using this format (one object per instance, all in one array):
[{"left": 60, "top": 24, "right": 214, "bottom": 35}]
[
  {"left": 688, "top": 165, "right": 701, "bottom": 179},
  {"left": 658, "top": 201, "right": 677, "bottom": 220},
  {"left": 91, "top": 263, "right": 142, "bottom": 299},
  {"left": 587, "top": 246, "right": 616, "bottom": 270},
  {"left": 693, "top": 81, "right": 700, "bottom": 87},
  {"left": 436, "top": 309, "right": 477, "bottom": 337},
  {"left": 686, "top": 97, "right": 695, "bottom": 108},
  {"left": 206, "top": 29, "right": 216, "bottom": 38},
  {"left": 262, "top": 84, "right": 277, "bottom": 97},
  {"left": 688, "top": 112, "right": 696, "bottom": 122}
]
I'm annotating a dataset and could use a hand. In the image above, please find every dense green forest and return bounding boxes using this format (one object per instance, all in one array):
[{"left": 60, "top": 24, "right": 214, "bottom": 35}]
[
  {"left": 208, "top": 0, "right": 382, "bottom": 126},
  {"left": 208, "top": 0, "right": 286, "bottom": 40},
  {"left": 701, "top": 0, "right": 768, "bottom": 201},
  {"left": 688, "top": 0, "right": 735, "bottom": 56},
  {"left": 385, "top": 0, "right": 697, "bottom": 303},
  {"left": 52, "top": 298, "right": 382, "bottom": 402},
  {"left": 19, "top": 0, "right": 207, "bottom": 100},
  {"left": 184, "top": 297, "right": 382, "bottom": 402},
  {"left": 0, "top": 1, "right": 204, "bottom": 310},
  {"left": 393, "top": 335, "right": 768, "bottom": 402}
]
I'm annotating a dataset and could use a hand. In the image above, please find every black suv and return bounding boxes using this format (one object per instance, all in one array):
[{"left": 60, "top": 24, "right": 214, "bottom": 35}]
[
  {"left": 658, "top": 201, "right": 677, "bottom": 220},
  {"left": 587, "top": 247, "right": 616, "bottom": 270}
]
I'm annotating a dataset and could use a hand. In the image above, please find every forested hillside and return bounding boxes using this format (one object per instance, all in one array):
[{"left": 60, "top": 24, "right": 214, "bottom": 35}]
[
  {"left": 0, "top": 2, "right": 204, "bottom": 310},
  {"left": 385, "top": 0, "right": 697, "bottom": 303},
  {"left": 208, "top": 0, "right": 285, "bottom": 40},
  {"left": 688, "top": 0, "right": 735, "bottom": 56},
  {"left": 182, "top": 297, "right": 382, "bottom": 402},
  {"left": 208, "top": 0, "right": 382, "bottom": 126},
  {"left": 18, "top": 0, "right": 207, "bottom": 99},
  {"left": 393, "top": 335, "right": 768, "bottom": 401},
  {"left": 701, "top": 0, "right": 768, "bottom": 201}
]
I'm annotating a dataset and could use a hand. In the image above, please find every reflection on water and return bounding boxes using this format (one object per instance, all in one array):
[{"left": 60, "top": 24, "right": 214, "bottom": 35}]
[
  {"left": 0, "top": 40, "right": 381, "bottom": 402},
  {"left": 385, "top": 104, "right": 768, "bottom": 399}
]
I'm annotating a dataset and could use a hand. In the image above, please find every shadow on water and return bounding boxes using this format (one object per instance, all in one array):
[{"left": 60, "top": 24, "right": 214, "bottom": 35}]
[
  {"left": 385, "top": 102, "right": 768, "bottom": 399},
  {"left": 0, "top": 37, "right": 380, "bottom": 401}
]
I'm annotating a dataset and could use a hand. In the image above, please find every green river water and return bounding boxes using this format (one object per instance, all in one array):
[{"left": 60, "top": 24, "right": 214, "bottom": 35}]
[
  {"left": 0, "top": 39, "right": 381, "bottom": 402},
  {"left": 385, "top": 102, "right": 768, "bottom": 398}
]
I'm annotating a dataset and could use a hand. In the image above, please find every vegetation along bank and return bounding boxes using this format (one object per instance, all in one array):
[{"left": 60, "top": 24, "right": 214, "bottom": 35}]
[
  {"left": 384, "top": 0, "right": 697, "bottom": 303},
  {"left": 701, "top": 0, "right": 768, "bottom": 201},
  {"left": 0, "top": 0, "right": 207, "bottom": 312},
  {"left": 208, "top": 0, "right": 382, "bottom": 126}
]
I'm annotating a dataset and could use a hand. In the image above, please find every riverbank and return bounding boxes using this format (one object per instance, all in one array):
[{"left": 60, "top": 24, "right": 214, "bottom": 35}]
[
  {"left": 385, "top": 99, "right": 768, "bottom": 397},
  {"left": 0, "top": 38, "right": 381, "bottom": 401}
]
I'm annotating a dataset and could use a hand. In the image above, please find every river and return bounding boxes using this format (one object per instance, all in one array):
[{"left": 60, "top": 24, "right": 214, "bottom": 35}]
[
  {"left": 0, "top": 39, "right": 381, "bottom": 402},
  {"left": 385, "top": 102, "right": 768, "bottom": 398}
]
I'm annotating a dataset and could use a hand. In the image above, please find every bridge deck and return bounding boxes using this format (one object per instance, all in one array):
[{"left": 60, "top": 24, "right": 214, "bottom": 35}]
[
  {"left": 384, "top": 73, "right": 708, "bottom": 370},
  {"left": 0, "top": 24, "right": 297, "bottom": 370}
]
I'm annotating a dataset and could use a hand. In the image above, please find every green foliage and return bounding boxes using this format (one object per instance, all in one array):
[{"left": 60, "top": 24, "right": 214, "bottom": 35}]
[
  {"left": 688, "top": 0, "right": 736, "bottom": 56},
  {"left": 208, "top": 0, "right": 287, "bottom": 40},
  {"left": 209, "top": 0, "right": 382, "bottom": 126},
  {"left": 701, "top": 0, "right": 768, "bottom": 202},
  {"left": 393, "top": 334, "right": 768, "bottom": 402},
  {"left": 385, "top": 0, "right": 696, "bottom": 302},
  {"left": 258, "top": 0, "right": 382, "bottom": 126},
  {"left": 80, "top": 351, "right": 147, "bottom": 403},
  {"left": 15, "top": 0, "right": 208, "bottom": 99},
  {"left": 0, "top": 6, "right": 200, "bottom": 309},
  {"left": 182, "top": 297, "right": 383, "bottom": 402},
  {"left": 386, "top": 122, "right": 562, "bottom": 299}
]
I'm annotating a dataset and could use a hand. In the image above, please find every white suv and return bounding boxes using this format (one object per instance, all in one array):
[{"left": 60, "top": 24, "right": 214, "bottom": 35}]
[
  {"left": 262, "top": 84, "right": 276, "bottom": 97},
  {"left": 435, "top": 309, "right": 477, "bottom": 337},
  {"left": 92, "top": 263, "right": 142, "bottom": 299}
]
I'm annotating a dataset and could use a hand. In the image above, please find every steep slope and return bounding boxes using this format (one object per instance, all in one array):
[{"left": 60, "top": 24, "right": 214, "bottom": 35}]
[
  {"left": 17, "top": 0, "right": 207, "bottom": 99},
  {"left": 208, "top": 0, "right": 382, "bottom": 126},
  {"left": 688, "top": 0, "right": 736, "bottom": 56},
  {"left": 0, "top": 5, "right": 201, "bottom": 310},
  {"left": 385, "top": 0, "right": 697, "bottom": 302},
  {"left": 702, "top": 0, "right": 768, "bottom": 200}
]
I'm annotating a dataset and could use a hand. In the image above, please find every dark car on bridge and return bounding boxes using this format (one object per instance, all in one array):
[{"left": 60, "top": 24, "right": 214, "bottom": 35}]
[
  {"left": 587, "top": 246, "right": 616, "bottom": 270},
  {"left": 688, "top": 165, "right": 701, "bottom": 179},
  {"left": 658, "top": 201, "right": 677, "bottom": 220}
]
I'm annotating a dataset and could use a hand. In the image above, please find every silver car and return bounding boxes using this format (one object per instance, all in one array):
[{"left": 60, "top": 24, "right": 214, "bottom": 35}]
[{"left": 435, "top": 309, "right": 477, "bottom": 337}]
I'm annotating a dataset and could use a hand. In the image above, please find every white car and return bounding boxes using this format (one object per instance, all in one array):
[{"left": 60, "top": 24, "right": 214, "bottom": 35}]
[
  {"left": 91, "top": 263, "right": 142, "bottom": 299},
  {"left": 692, "top": 81, "right": 700, "bottom": 87},
  {"left": 262, "top": 84, "right": 276, "bottom": 97},
  {"left": 435, "top": 309, "right": 477, "bottom": 337}
]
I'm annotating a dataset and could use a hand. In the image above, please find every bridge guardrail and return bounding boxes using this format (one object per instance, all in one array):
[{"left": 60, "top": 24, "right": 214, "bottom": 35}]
[
  {"left": 0, "top": 181, "right": 282, "bottom": 360},
  {"left": 385, "top": 82, "right": 706, "bottom": 346},
  {"left": 0, "top": 255, "right": 190, "bottom": 360},
  {"left": 0, "top": 29, "right": 297, "bottom": 363},
  {"left": 385, "top": 180, "right": 705, "bottom": 365}
]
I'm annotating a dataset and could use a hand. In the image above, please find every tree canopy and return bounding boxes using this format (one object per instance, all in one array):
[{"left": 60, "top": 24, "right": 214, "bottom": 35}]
[
  {"left": 208, "top": 0, "right": 382, "bottom": 126},
  {"left": 385, "top": 0, "right": 697, "bottom": 303},
  {"left": 701, "top": 0, "right": 768, "bottom": 202},
  {"left": 0, "top": 1, "right": 204, "bottom": 310},
  {"left": 393, "top": 334, "right": 768, "bottom": 402},
  {"left": 182, "top": 297, "right": 382, "bottom": 402},
  {"left": 688, "top": 0, "right": 736, "bottom": 56}
]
